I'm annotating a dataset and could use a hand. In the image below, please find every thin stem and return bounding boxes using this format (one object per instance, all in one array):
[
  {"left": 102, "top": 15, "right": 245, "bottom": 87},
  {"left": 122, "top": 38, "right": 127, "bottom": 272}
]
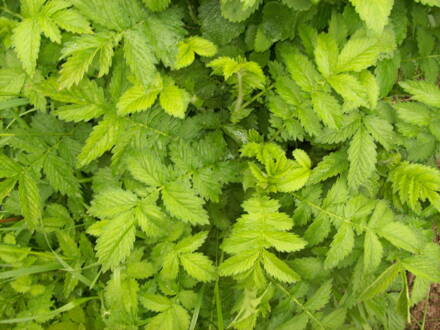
[
  {"left": 276, "top": 283, "right": 326, "bottom": 329},
  {"left": 0, "top": 6, "right": 22, "bottom": 19},
  {"left": 241, "top": 84, "right": 274, "bottom": 110},
  {"left": 234, "top": 72, "right": 244, "bottom": 114}
]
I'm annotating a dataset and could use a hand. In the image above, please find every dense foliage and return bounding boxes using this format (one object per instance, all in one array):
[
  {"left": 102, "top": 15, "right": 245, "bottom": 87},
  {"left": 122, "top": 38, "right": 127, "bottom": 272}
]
[{"left": 0, "top": 0, "right": 440, "bottom": 328}]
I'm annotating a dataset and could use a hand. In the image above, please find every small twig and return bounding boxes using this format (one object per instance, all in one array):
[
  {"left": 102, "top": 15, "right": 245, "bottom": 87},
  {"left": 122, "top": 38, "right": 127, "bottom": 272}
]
[{"left": 0, "top": 216, "right": 23, "bottom": 224}]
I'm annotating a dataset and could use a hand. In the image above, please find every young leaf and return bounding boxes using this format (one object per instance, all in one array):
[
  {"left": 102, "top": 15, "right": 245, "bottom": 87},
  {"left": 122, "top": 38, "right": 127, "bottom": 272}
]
[
  {"left": 12, "top": 19, "right": 41, "bottom": 76},
  {"left": 95, "top": 213, "right": 137, "bottom": 270},
  {"left": 262, "top": 250, "right": 300, "bottom": 283},
  {"left": 325, "top": 223, "right": 354, "bottom": 269},
  {"left": 400, "top": 80, "right": 440, "bottom": 107},
  {"left": 349, "top": 0, "right": 394, "bottom": 34},
  {"left": 360, "top": 263, "right": 401, "bottom": 300},
  {"left": 18, "top": 172, "right": 41, "bottom": 229},
  {"left": 161, "top": 182, "right": 209, "bottom": 225},
  {"left": 179, "top": 252, "right": 216, "bottom": 282},
  {"left": 348, "top": 126, "right": 376, "bottom": 189}
]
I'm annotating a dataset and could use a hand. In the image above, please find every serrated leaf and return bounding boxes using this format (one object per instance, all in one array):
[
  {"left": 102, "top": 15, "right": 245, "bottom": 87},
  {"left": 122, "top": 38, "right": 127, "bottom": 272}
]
[
  {"left": 142, "top": 294, "right": 172, "bottom": 312},
  {"left": 363, "top": 230, "right": 383, "bottom": 273},
  {"left": 77, "top": 117, "right": 123, "bottom": 167},
  {"left": 89, "top": 188, "right": 137, "bottom": 218},
  {"left": 12, "top": 19, "right": 41, "bottom": 76},
  {"left": 18, "top": 172, "right": 41, "bottom": 229},
  {"left": 325, "top": 223, "right": 354, "bottom": 269},
  {"left": 314, "top": 33, "right": 338, "bottom": 77},
  {"left": 142, "top": 0, "right": 171, "bottom": 11},
  {"left": 95, "top": 212, "right": 136, "bottom": 270},
  {"left": 304, "top": 280, "right": 332, "bottom": 311},
  {"left": 123, "top": 28, "right": 157, "bottom": 86},
  {"left": 43, "top": 153, "right": 79, "bottom": 196},
  {"left": 52, "top": 9, "right": 93, "bottom": 34},
  {"left": 126, "top": 152, "right": 168, "bottom": 187},
  {"left": 360, "top": 263, "right": 401, "bottom": 300},
  {"left": 180, "top": 252, "right": 216, "bottom": 282},
  {"left": 175, "top": 232, "right": 208, "bottom": 254},
  {"left": 159, "top": 83, "right": 190, "bottom": 119},
  {"left": 363, "top": 115, "right": 394, "bottom": 150},
  {"left": 400, "top": 80, "right": 440, "bottom": 107},
  {"left": 349, "top": 0, "right": 394, "bottom": 34},
  {"left": 378, "top": 222, "right": 419, "bottom": 253},
  {"left": 263, "top": 231, "right": 307, "bottom": 253},
  {"left": 402, "top": 255, "right": 440, "bottom": 284},
  {"left": 308, "top": 150, "right": 348, "bottom": 184},
  {"left": 117, "top": 79, "right": 162, "bottom": 115},
  {"left": 310, "top": 92, "right": 343, "bottom": 129},
  {"left": 0, "top": 155, "right": 21, "bottom": 178},
  {"left": 219, "top": 250, "right": 261, "bottom": 276},
  {"left": 161, "top": 182, "right": 209, "bottom": 225},
  {"left": 262, "top": 250, "right": 300, "bottom": 283},
  {"left": 348, "top": 126, "right": 376, "bottom": 189}
]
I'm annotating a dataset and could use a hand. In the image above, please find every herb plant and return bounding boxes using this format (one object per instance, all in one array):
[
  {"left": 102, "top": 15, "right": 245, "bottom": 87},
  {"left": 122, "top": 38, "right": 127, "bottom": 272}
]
[{"left": 0, "top": 0, "right": 440, "bottom": 329}]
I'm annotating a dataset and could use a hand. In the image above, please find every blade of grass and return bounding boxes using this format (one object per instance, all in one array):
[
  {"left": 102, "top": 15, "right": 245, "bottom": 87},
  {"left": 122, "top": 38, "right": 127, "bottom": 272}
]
[
  {"left": 0, "top": 297, "right": 98, "bottom": 324},
  {"left": 0, "top": 262, "right": 61, "bottom": 280}
]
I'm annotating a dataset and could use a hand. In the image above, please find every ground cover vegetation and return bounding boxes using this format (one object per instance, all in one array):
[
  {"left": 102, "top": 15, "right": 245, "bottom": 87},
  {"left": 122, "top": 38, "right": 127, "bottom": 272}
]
[{"left": 0, "top": 0, "right": 440, "bottom": 328}]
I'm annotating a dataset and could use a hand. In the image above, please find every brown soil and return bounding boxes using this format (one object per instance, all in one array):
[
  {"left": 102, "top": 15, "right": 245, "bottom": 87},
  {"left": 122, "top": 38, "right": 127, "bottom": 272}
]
[
  {"left": 407, "top": 228, "right": 440, "bottom": 330},
  {"left": 407, "top": 283, "right": 440, "bottom": 330}
]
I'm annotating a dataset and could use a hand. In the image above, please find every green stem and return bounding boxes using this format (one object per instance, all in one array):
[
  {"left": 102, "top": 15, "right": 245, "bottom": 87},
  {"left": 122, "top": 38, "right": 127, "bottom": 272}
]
[
  {"left": 276, "top": 283, "right": 326, "bottom": 329},
  {"left": 234, "top": 72, "right": 244, "bottom": 114}
]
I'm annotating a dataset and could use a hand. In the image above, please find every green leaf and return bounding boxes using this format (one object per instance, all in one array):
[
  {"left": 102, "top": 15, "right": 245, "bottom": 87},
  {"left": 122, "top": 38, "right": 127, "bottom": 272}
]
[
  {"left": 52, "top": 8, "right": 93, "bottom": 34},
  {"left": 401, "top": 255, "right": 440, "bottom": 283},
  {"left": 327, "top": 73, "right": 366, "bottom": 108},
  {"left": 59, "top": 32, "right": 118, "bottom": 89},
  {"left": 282, "top": 48, "right": 323, "bottom": 92},
  {"left": 160, "top": 81, "right": 191, "bottom": 119},
  {"left": 308, "top": 150, "right": 348, "bottom": 184},
  {"left": 77, "top": 117, "right": 123, "bottom": 167},
  {"left": 314, "top": 33, "right": 338, "bottom": 77},
  {"left": 89, "top": 189, "right": 137, "bottom": 218},
  {"left": 360, "top": 263, "right": 401, "bottom": 300},
  {"left": 390, "top": 162, "right": 440, "bottom": 213},
  {"left": 123, "top": 28, "right": 157, "bottom": 86},
  {"left": 161, "top": 182, "right": 209, "bottom": 225},
  {"left": 394, "top": 102, "right": 431, "bottom": 127},
  {"left": 142, "top": 294, "right": 172, "bottom": 312},
  {"left": 12, "top": 19, "right": 41, "bottom": 76},
  {"left": 363, "top": 115, "right": 394, "bottom": 150},
  {"left": 363, "top": 230, "right": 383, "bottom": 273},
  {"left": 400, "top": 80, "right": 440, "bottom": 107},
  {"left": 43, "top": 153, "right": 80, "bottom": 196},
  {"left": 304, "top": 280, "right": 332, "bottom": 311},
  {"left": 349, "top": 0, "right": 394, "bottom": 34},
  {"left": 0, "top": 178, "right": 18, "bottom": 203},
  {"left": 324, "top": 223, "right": 354, "bottom": 269},
  {"left": 219, "top": 250, "right": 261, "bottom": 276},
  {"left": 310, "top": 92, "right": 342, "bottom": 129},
  {"left": 199, "top": 0, "right": 246, "bottom": 45},
  {"left": 95, "top": 212, "right": 137, "bottom": 270},
  {"left": 348, "top": 126, "right": 376, "bottom": 189},
  {"left": 126, "top": 151, "right": 168, "bottom": 187},
  {"left": 0, "top": 155, "right": 21, "bottom": 178},
  {"left": 262, "top": 250, "right": 300, "bottom": 283},
  {"left": 337, "top": 35, "right": 382, "bottom": 73},
  {"left": 117, "top": 76, "right": 162, "bottom": 115},
  {"left": 180, "top": 252, "right": 216, "bottom": 282},
  {"left": 377, "top": 222, "right": 420, "bottom": 253},
  {"left": 142, "top": 0, "right": 171, "bottom": 11},
  {"left": 175, "top": 232, "right": 208, "bottom": 254},
  {"left": 18, "top": 172, "right": 41, "bottom": 229}
]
